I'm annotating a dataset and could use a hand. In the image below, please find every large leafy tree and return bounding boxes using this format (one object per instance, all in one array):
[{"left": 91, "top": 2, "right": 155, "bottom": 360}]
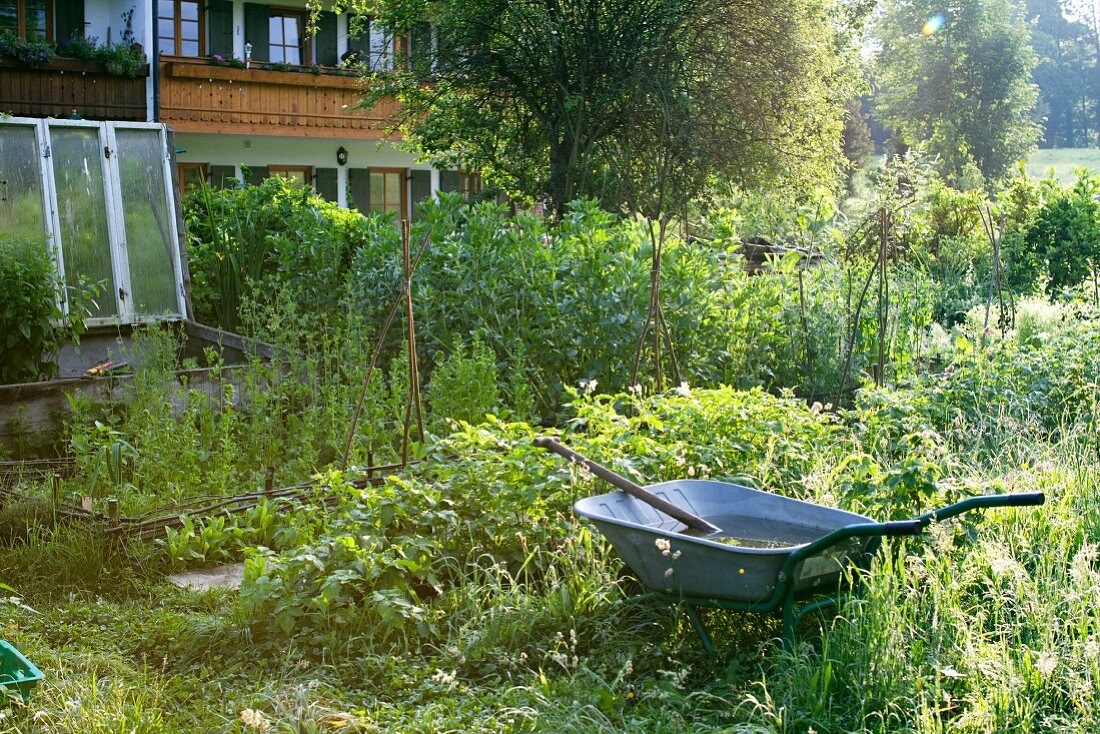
[
  {"left": 345, "top": 0, "right": 859, "bottom": 216},
  {"left": 872, "top": 0, "right": 1040, "bottom": 184}
]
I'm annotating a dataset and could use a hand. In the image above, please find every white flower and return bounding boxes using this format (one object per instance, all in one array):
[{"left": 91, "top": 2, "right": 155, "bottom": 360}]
[
  {"left": 240, "top": 709, "right": 271, "bottom": 732},
  {"left": 654, "top": 538, "right": 670, "bottom": 552},
  {"left": 671, "top": 550, "right": 682, "bottom": 560},
  {"left": 674, "top": 382, "right": 691, "bottom": 397},
  {"left": 1035, "top": 651, "right": 1058, "bottom": 678},
  {"left": 664, "top": 568, "right": 674, "bottom": 579}
]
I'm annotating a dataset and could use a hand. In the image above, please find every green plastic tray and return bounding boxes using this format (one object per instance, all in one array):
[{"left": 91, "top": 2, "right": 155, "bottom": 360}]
[{"left": 0, "top": 640, "right": 43, "bottom": 703}]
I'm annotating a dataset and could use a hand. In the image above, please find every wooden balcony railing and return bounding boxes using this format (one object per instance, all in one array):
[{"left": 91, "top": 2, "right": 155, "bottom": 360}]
[
  {"left": 0, "top": 59, "right": 149, "bottom": 121},
  {"left": 158, "top": 57, "right": 399, "bottom": 139}
]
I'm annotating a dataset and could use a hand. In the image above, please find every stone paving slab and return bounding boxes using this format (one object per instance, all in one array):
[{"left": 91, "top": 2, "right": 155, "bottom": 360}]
[{"left": 168, "top": 562, "right": 247, "bottom": 591}]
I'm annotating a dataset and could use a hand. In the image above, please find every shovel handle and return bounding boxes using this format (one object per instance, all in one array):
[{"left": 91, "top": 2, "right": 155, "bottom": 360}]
[{"left": 534, "top": 436, "right": 721, "bottom": 535}]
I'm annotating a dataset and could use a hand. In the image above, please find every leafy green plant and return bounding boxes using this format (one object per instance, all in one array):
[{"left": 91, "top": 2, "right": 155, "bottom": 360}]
[
  {"left": 0, "top": 236, "right": 88, "bottom": 384},
  {"left": 426, "top": 333, "right": 501, "bottom": 431}
]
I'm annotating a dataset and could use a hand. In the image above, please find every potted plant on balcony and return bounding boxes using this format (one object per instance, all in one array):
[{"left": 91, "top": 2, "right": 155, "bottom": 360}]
[{"left": 0, "top": 31, "right": 56, "bottom": 69}]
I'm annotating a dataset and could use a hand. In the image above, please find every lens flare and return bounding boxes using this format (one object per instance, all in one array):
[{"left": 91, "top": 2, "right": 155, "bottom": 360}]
[{"left": 921, "top": 13, "right": 946, "bottom": 36}]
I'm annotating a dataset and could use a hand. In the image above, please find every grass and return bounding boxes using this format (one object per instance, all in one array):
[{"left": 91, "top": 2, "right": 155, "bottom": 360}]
[
  {"left": 0, "top": 418, "right": 1096, "bottom": 731},
  {"left": 1026, "top": 147, "right": 1100, "bottom": 185}
]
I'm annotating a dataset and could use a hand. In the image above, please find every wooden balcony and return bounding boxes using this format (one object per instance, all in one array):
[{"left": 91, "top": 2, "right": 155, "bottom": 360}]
[
  {"left": 0, "top": 58, "right": 149, "bottom": 121},
  {"left": 158, "top": 57, "right": 399, "bottom": 140}
]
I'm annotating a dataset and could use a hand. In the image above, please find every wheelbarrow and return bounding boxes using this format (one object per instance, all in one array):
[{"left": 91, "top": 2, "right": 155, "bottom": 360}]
[{"left": 535, "top": 437, "right": 1044, "bottom": 652}]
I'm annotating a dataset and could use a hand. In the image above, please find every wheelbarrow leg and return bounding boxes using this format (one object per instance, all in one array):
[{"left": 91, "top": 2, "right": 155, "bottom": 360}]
[
  {"left": 781, "top": 595, "right": 796, "bottom": 652},
  {"left": 684, "top": 605, "right": 716, "bottom": 655}
]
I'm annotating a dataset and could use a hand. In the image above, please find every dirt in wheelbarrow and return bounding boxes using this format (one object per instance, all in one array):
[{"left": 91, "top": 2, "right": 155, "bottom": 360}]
[{"left": 693, "top": 515, "right": 823, "bottom": 549}]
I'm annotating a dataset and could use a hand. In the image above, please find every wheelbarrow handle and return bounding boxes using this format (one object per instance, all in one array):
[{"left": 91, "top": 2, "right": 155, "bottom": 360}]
[
  {"left": 534, "top": 436, "right": 722, "bottom": 536},
  {"left": 883, "top": 520, "right": 925, "bottom": 535},
  {"left": 916, "top": 492, "right": 1045, "bottom": 524}
]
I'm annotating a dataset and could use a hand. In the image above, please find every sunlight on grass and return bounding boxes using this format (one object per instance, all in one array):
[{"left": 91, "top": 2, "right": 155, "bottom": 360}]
[{"left": 1026, "top": 148, "right": 1100, "bottom": 185}]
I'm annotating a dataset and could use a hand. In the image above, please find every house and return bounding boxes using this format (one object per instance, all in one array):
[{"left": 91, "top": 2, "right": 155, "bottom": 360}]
[{"left": 0, "top": 0, "right": 476, "bottom": 220}]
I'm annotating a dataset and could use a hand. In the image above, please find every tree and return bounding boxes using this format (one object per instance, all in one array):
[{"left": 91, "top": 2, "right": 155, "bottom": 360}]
[
  {"left": 349, "top": 0, "right": 859, "bottom": 216},
  {"left": 872, "top": 0, "right": 1041, "bottom": 184},
  {"left": 1027, "top": 0, "right": 1091, "bottom": 147}
]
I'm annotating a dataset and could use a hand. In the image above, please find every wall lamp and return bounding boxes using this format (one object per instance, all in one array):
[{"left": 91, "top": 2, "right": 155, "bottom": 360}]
[{"left": 336, "top": 146, "right": 348, "bottom": 166}]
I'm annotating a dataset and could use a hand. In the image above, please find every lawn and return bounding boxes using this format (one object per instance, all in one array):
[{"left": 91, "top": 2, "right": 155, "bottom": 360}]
[{"left": 1026, "top": 147, "right": 1100, "bottom": 184}]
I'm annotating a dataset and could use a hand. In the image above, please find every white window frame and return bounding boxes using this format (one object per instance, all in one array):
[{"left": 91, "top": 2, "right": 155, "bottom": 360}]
[{"left": 4, "top": 117, "right": 187, "bottom": 326}]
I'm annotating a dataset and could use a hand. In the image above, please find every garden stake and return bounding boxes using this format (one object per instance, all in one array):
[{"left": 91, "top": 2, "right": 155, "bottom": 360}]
[
  {"left": 341, "top": 225, "right": 432, "bottom": 470},
  {"left": 401, "top": 218, "right": 426, "bottom": 467}
]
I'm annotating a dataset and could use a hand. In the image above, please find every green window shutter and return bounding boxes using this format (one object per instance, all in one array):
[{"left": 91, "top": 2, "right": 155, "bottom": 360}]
[
  {"left": 209, "top": 165, "right": 237, "bottom": 189},
  {"left": 314, "top": 167, "right": 338, "bottom": 202},
  {"left": 243, "top": 3, "right": 269, "bottom": 62},
  {"left": 439, "top": 170, "right": 461, "bottom": 193},
  {"left": 207, "top": 0, "right": 234, "bottom": 58},
  {"left": 410, "top": 22, "right": 432, "bottom": 78},
  {"left": 245, "top": 165, "right": 268, "bottom": 186},
  {"left": 315, "top": 11, "right": 338, "bottom": 66},
  {"left": 409, "top": 169, "right": 431, "bottom": 218},
  {"left": 54, "top": 0, "right": 85, "bottom": 43},
  {"left": 349, "top": 168, "right": 370, "bottom": 212}
]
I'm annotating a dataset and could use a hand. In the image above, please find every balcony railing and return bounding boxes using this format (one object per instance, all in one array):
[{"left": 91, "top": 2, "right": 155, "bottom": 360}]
[
  {"left": 0, "top": 58, "right": 149, "bottom": 121},
  {"left": 157, "top": 57, "right": 399, "bottom": 139}
]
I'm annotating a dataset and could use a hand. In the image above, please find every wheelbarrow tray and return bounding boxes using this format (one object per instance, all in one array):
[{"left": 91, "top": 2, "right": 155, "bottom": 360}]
[{"left": 574, "top": 479, "right": 875, "bottom": 605}]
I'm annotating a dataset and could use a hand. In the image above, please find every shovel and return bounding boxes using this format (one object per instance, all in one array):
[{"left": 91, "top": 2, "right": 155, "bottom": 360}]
[{"left": 534, "top": 436, "right": 722, "bottom": 536}]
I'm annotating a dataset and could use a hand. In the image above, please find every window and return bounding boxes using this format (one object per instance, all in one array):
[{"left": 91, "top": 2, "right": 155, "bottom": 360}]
[
  {"left": 178, "top": 162, "right": 208, "bottom": 197},
  {"left": 460, "top": 171, "right": 481, "bottom": 198},
  {"left": 269, "top": 165, "right": 313, "bottom": 186},
  {"left": 0, "top": 0, "right": 50, "bottom": 41},
  {"left": 369, "top": 168, "right": 405, "bottom": 216},
  {"left": 348, "top": 17, "right": 397, "bottom": 72},
  {"left": 269, "top": 9, "right": 305, "bottom": 65},
  {"left": 158, "top": 0, "right": 202, "bottom": 57}
]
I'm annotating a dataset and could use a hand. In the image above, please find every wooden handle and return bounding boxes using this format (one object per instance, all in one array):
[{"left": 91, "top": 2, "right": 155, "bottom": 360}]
[{"left": 534, "top": 436, "right": 721, "bottom": 535}]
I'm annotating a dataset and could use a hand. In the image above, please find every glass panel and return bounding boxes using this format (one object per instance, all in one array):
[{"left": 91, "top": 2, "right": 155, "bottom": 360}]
[
  {"left": 181, "top": 20, "right": 198, "bottom": 41},
  {"left": 369, "top": 20, "right": 392, "bottom": 70},
  {"left": 114, "top": 129, "right": 180, "bottom": 317},
  {"left": 158, "top": 0, "right": 175, "bottom": 18},
  {"left": 158, "top": 18, "right": 175, "bottom": 39},
  {"left": 159, "top": 37, "right": 175, "bottom": 55},
  {"left": 181, "top": 39, "right": 198, "bottom": 56},
  {"left": 285, "top": 44, "right": 300, "bottom": 65},
  {"left": 284, "top": 17, "right": 299, "bottom": 45},
  {"left": 181, "top": 1, "right": 198, "bottom": 21},
  {"left": 0, "top": 125, "right": 47, "bottom": 243},
  {"left": 385, "top": 172, "right": 400, "bottom": 212},
  {"left": 50, "top": 126, "right": 117, "bottom": 318},
  {"left": 269, "top": 16, "right": 283, "bottom": 45},
  {"left": 0, "top": 0, "right": 16, "bottom": 34},
  {"left": 25, "top": 0, "right": 46, "bottom": 38},
  {"left": 369, "top": 172, "right": 383, "bottom": 212}
]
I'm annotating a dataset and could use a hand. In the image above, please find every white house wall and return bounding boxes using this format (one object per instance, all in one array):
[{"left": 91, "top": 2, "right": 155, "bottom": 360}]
[{"left": 174, "top": 133, "right": 436, "bottom": 210}]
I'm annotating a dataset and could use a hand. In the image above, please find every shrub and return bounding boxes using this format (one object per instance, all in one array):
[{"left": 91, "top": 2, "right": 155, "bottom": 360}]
[{"left": 0, "top": 237, "right": 86, "bottom": 383}]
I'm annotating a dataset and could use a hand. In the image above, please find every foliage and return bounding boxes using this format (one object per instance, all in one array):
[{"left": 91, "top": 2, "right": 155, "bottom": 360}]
[
  {"left": 0, "top": 237, "right": 88, "bottom": 384},
  {"left": 184, "top": 189, "right": 938, "bottom": 417},
  {"left": 353, "top": 0, "right": 860, "bottom": 214},
  {"left": 425, "top": 333, "right": 502, "bottom": 432},
  {"left": 1018, "top": 168, "right": 1100, "bottom": 303},
  {"left": 2, "top": 31, "right": 146, "bottom": 76},
  {"left": 871, "top": 0, "right": 1040, "bottom": 184},
  {"left": 0, "top": 30, "right": 55, "bottom": 67},
  {"left": 184, "top": 176, "right": 373, "bottom": 333}
]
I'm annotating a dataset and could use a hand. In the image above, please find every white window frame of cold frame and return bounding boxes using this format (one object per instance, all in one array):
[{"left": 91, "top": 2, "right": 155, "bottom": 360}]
[{"left": 8, "top": 117, "right": 187, "bottom": 326}]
